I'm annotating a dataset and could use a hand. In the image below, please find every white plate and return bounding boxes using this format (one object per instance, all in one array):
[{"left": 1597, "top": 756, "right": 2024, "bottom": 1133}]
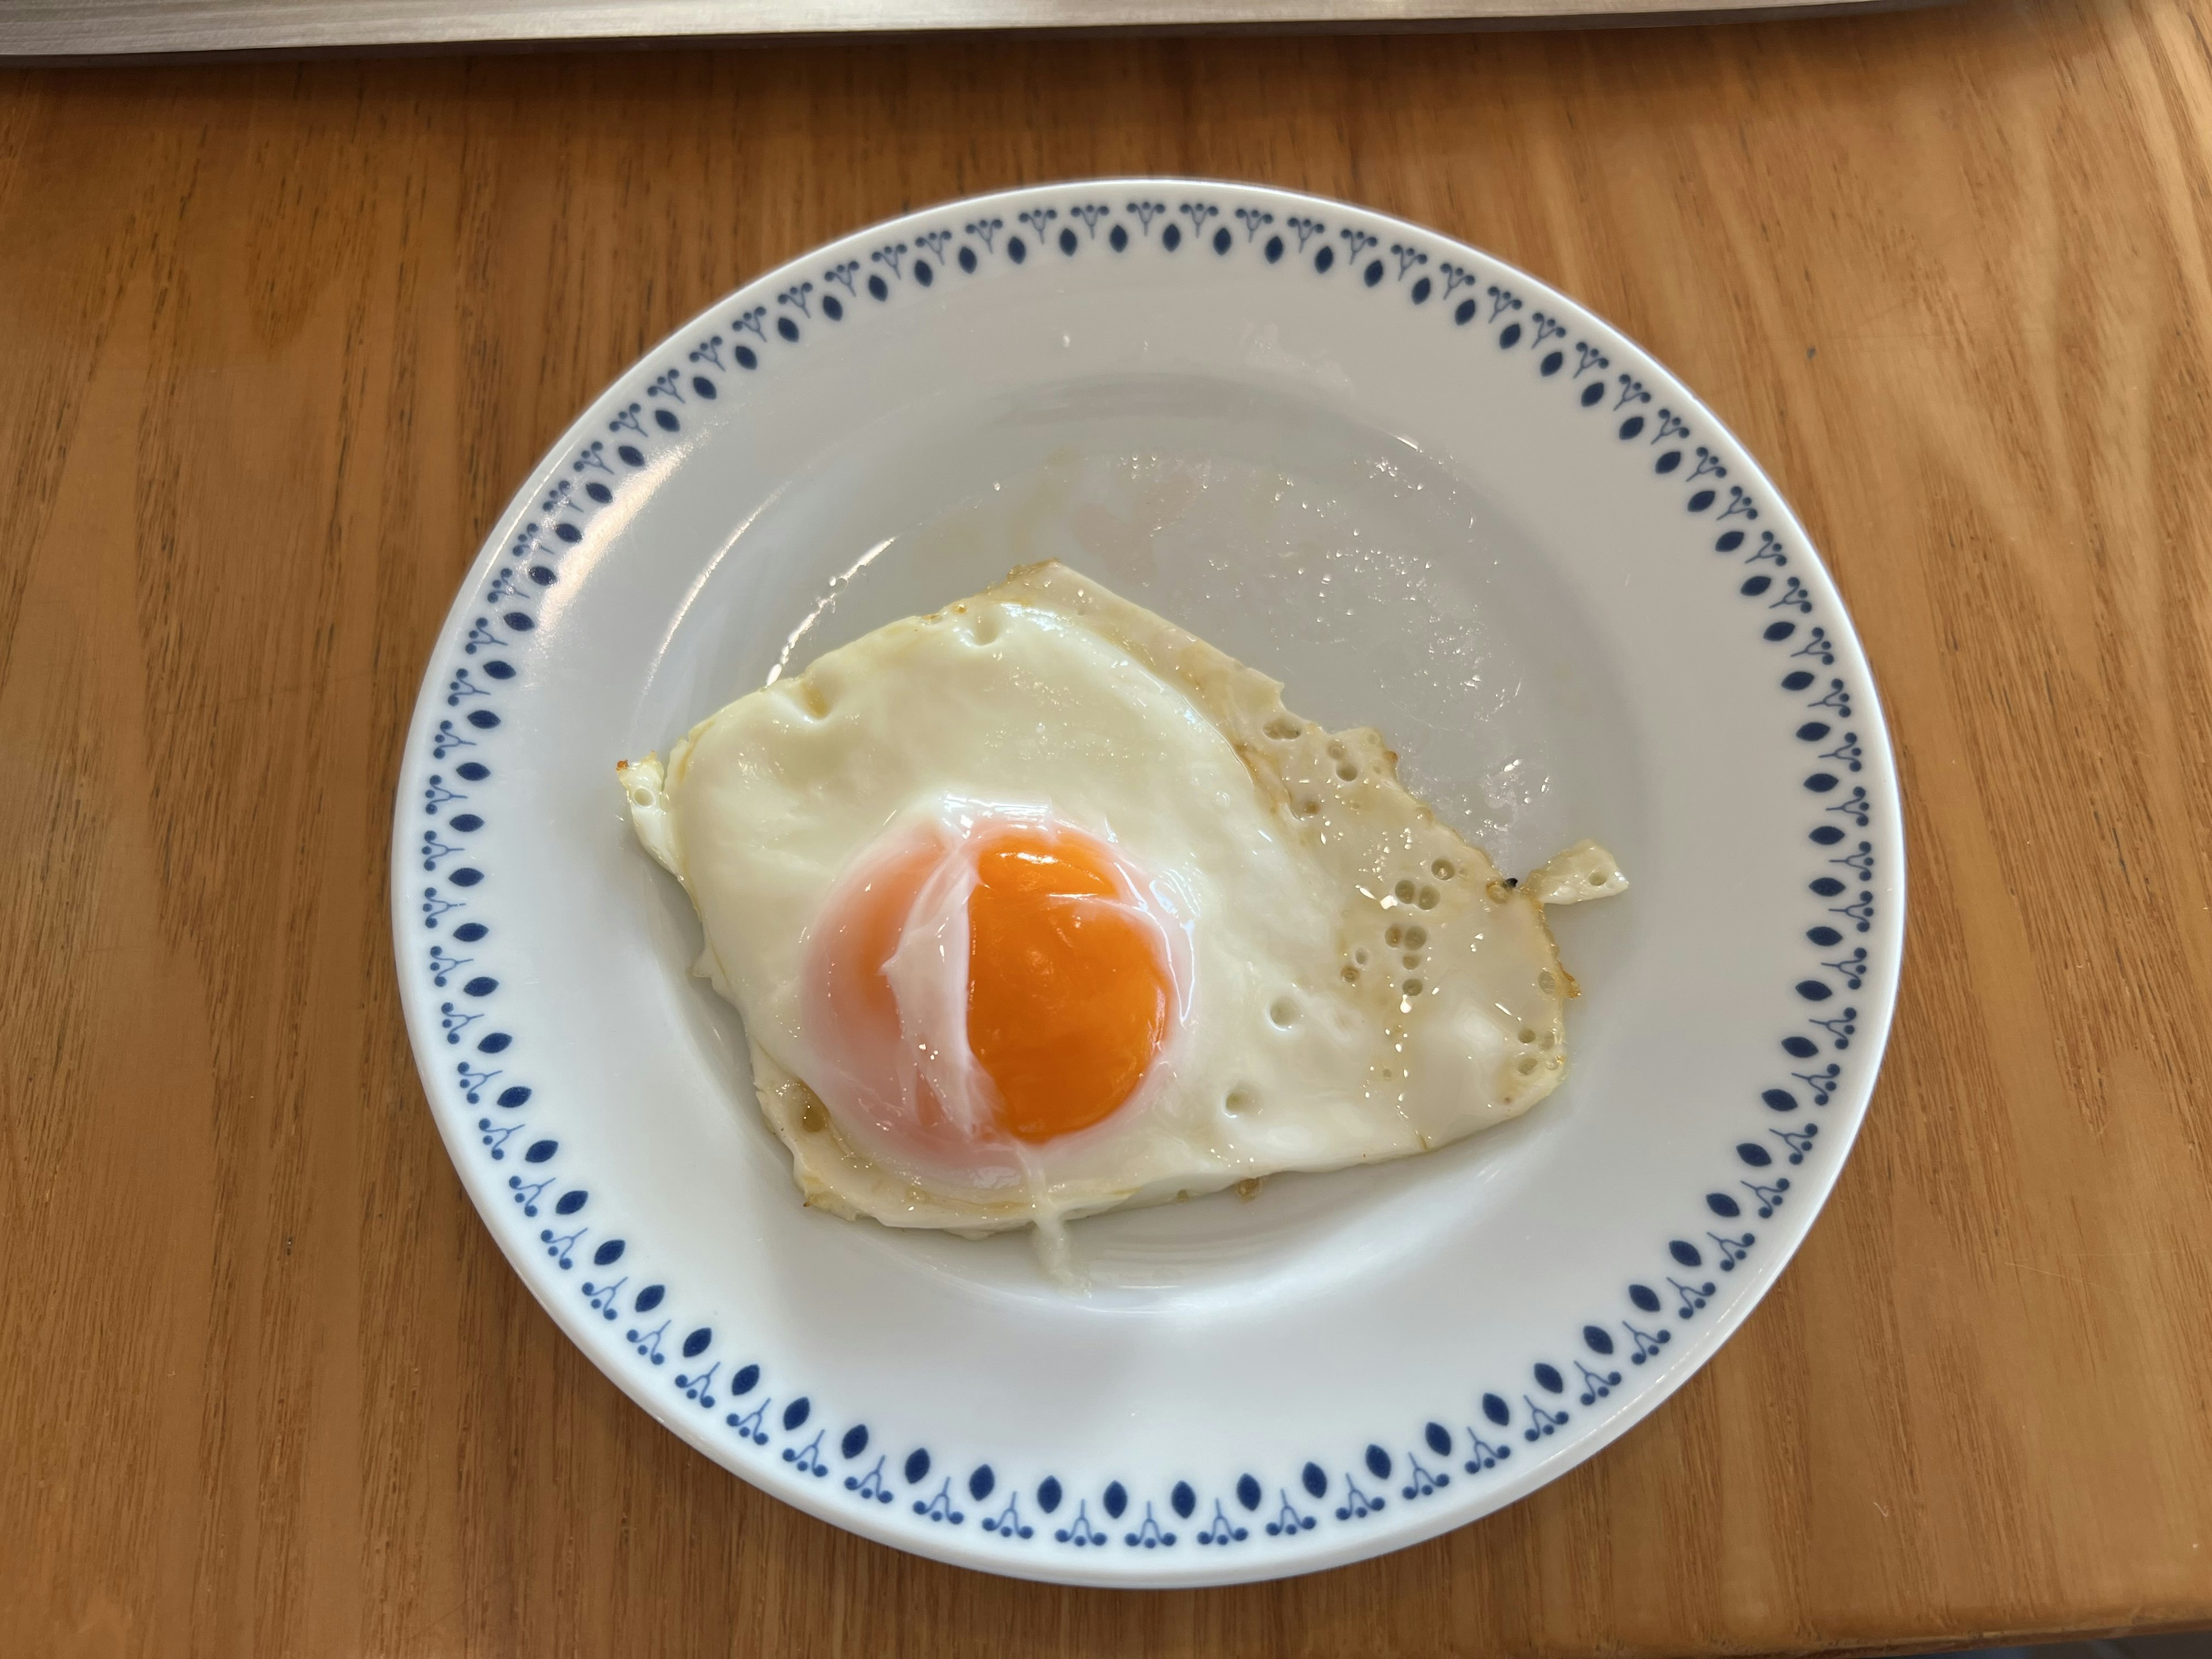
[{"left": 392, "top": 181, "right": 1903, "bottom": 1587}]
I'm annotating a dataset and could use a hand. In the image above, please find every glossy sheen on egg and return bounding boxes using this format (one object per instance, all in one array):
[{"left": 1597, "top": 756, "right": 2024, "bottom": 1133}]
[{"left": 622, "top": 561, "right": 1621, "bottom": 1237}]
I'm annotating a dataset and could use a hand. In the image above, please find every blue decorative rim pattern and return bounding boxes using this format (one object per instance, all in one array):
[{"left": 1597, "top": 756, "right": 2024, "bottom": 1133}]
[{"left": 395, "top": 181, "right": 1902, "bottom": 1582}]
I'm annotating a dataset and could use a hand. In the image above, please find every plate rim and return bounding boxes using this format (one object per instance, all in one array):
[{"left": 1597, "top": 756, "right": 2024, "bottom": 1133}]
[{"left": 391, "top": 176, "right": 1906, "bottom": 1587}]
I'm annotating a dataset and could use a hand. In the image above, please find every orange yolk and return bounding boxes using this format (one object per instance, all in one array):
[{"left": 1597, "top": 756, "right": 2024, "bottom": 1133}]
[
  {"left": 806, "top": 819, "right": 1172, "bottom": 1154},
  {"left": 965, "top": 827, "right": 1171, "bottom": 1142}
]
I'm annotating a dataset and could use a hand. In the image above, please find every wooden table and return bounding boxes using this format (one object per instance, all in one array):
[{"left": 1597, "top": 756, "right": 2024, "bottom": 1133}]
[{"left": 5, "top": 6, "right": 2211, "bottom": 1654}]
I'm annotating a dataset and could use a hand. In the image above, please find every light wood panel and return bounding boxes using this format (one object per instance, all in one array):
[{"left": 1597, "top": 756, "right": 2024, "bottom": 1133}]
[{"left": 3, "top": 6, "right": 2210, "bottom": 1653}]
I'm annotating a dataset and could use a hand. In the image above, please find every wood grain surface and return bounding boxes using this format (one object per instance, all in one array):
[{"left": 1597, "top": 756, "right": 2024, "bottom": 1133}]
[{"left": 3, "top": 5, "right": 2211, "bottom": 1654}]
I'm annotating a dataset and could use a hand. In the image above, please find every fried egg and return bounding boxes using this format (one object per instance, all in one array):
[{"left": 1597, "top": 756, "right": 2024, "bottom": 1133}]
[{"left": 621, "top": 562, "right": 1623, "bottom": 1255}]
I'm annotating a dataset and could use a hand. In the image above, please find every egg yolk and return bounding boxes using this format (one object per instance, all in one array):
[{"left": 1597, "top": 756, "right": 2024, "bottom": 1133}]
[
  {"left": 965, "top": 827, "right": 1172, "bottom": 1142},
  {"left": 815, "top": 830, "right": 944, "bottom": 1066},
  {"left": 805, "top": 817, "right": 1173, "bottom": 1154}
]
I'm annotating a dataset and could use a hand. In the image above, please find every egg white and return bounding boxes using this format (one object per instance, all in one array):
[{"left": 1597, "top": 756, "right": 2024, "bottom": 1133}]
[{"left": 622, "top": 561, "right": 1622, "bottom": 1239}]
